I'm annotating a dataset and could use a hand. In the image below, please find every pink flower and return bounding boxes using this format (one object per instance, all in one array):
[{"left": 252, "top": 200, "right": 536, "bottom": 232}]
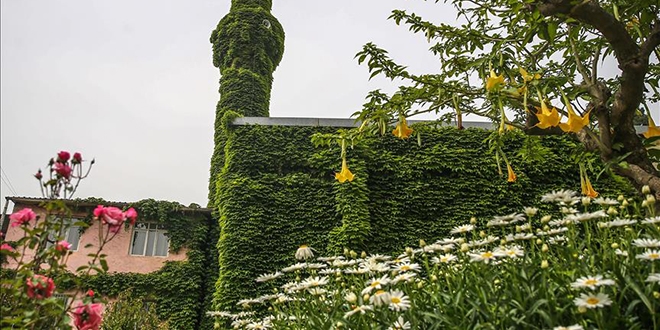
[
  {"left": 94, "top": 205, "right": 126, "bottom": 233},
  {"left": 55, "top": 240, "right": 72, "bottom": 252},
  {"left": 53, "top": 163, "right": 73, "bottom": 180},
  {"left": 1, "top": 243, "right": 15, "bottom": 253},
  {"left": 34, "top": 169, "right": 43, "bottom": 180},
  {"left": 124, "top": 208, "right": 138, "bottom": 225},
  {"left": 73, "top": 152, "right": 83, "bottom": 164},
  {"left": 57, "top": 151, "right": 71, "bottom": 162},
  {"left": 10, "top": 208, "right": 37, "bottom": 227},
  {"left": 26, "top": 274, "right": 55, "bottom": 299},
  {"left": 87, "top": 289, "right": 94, "bottom": 297},
  {"left": 72, "top": 303, "right": 103, "bottom": 330}
]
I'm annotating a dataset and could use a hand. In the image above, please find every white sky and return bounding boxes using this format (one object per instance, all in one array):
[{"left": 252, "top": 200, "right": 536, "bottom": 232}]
[{"left": 1, "top": 1, "right": 658, "bottom": 212}]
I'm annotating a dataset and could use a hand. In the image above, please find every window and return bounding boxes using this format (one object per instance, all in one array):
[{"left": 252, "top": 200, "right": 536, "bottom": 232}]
[
  {"left": 130, "top": 222, "right": 169, "bottom": 257},
  {"left": 47, "top": 218, "right": 81, "bottom": 251}
]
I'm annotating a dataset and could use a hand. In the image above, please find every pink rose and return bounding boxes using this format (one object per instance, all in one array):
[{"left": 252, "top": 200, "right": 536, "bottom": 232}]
[
  {"left": 1, "top": 243, "right": 15, "bottom": 253},
  {"left": 72, "top": 303, "right": 103, "bottom": 330},
  {"left": 53, "top": 163, "right": 73, "bottom": 180},
  {"left": 94, "top": 206, "right": 126, "bottom": 233},
  {"left": 55, "top": 240, "right": 72, "bottom": 252},
  {"left": 26, "top": 274, "right": 55, "bottom": 299},
  {"left": 124, "top": 208, "right": 138, "bottom": 225},
  {"left": 10, "top": 208, "right": 37, "bottom": 227},
  {"left": 34, "top": 169, "right": 43, "bottom": 180},
  {"left": 57, "top": 151, "right": 71, "bottom": 162},
  {"left": 73, "top": 152, "right": 83, "bottom": 164}
]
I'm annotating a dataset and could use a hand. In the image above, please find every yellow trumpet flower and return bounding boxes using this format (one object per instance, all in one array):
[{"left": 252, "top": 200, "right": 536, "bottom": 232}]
[
  {"left": 486, "top": 70, "right": 505, "bottom": 91},
  {"left": 580, "top": 169, "right": 598, "bottom": 198},
  {"left": 392, "top": 117, "right": 413, "bottom": 139},
  {"left": 643, "top": 115, "right": 660, "bottom": 139},
  {"left": 519, "top": 67, "right": 540, "bottom": 83},
  {"left": 535, "top": 101, "right": 561, "bottom": 129},
  {"left": 335, "top": 158, "right": 355, "bottom": 183},
  {"left": 506, "top": 163, "right": 517, "bottom": 182},
  {"left": 559, "top": 102, "right": 590, "bottom": 133}
]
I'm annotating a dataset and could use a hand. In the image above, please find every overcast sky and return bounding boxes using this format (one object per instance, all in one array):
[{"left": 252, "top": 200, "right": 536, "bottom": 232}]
[{"left": 1, "top": 1, "right": 657, "bottom": 212}]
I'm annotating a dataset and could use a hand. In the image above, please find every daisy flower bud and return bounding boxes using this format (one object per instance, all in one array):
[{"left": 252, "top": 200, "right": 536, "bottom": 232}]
[
  {"left": 607, "top": 207, "right": 618, "bottom": 216},
  {"left": 541, "top": 244, "right": 549, "bottom": 253},
  {"left": 541, "top": 215, "right": 551, "bottom": 224},
  {"left": 611, "top": 243, "right": 619, "bottom": 249},
  {"left": 541, "top": 260, "right": 549, "bottom": 268},
  {"left": 581, "top": 197, "right": 591, "bottom": 206},
  {"left": 470, "top": 217, "right": 477, "bottom": 224},
  {"left": 642, "top": 185, "right": 651, "bottom": 194}
]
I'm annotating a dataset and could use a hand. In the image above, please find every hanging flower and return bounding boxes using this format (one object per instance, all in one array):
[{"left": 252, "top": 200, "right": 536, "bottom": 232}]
[
  {"left": 506, "top": 163, "right": 517, "bottom": 182},
  {"left": 486, "top": 70, "right": 505, "bottom": 91},
  {"left": 392, "top": 117, "right": 413, "bottom": 139},
  {"left": 519, "top": 67, "right": 540, "bottom": 83},
  {"left": 643, "top": 115, "right": 660, "bottom": 139},
  {"left": 559, "top": 101, "right": 590, "bottom": 133},
  {"left": 535, "top": 101, "right": 561, "bottom": 129},
  {"left": 335, "top": 158, "right": 355, "bottom": 183},
  {"left": 580, "top": 165, "right": 598, "bottom": 198}
]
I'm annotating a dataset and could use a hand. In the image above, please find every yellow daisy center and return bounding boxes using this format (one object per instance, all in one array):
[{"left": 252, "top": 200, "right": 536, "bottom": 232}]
[
  {"left": 650, "top": 253, "right": 659, "bottom": 259},
  {"left": 391, "top": 297, "right": 401, "bottom": 304},
  {"left": 586, "top": 297, "right": 600, "bottom": 305},
  {"left": 371, "top": 281, "right": 380, "bottom": 287},
  {"left": 585, "top": 279, "right": 597, "bottom": 286},
  {"left": 401, "top": 265, "right": 410, "bottom": 271},
  {"left": 375, "top": 290, "right": 386, "bottom": 295},
  {"left": 482, "top": 252, "right": 494, "bottom": 258}
]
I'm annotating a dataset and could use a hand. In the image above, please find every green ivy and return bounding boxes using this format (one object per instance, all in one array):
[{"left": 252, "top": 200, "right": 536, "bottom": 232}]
[
  {"left": 212, "top": 124, "right": 633, "bottom": 311},
  {"left": 208, "top": 0, "right": 285, "bottom": 204}
]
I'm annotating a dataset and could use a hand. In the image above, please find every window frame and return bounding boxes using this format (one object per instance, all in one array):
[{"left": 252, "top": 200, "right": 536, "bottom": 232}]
[
  {"left": 47, "top": 218, "right": 82, "bottom": 252},
  {"left": 128, "top": 222, "right": 169, "bottom": 257}
]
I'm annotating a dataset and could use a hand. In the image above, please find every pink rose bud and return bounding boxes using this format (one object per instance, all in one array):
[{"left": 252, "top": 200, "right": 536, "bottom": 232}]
[
  {"left": 87, "top": 289, "right": 94, "bottom": 297},
  {"left": 53, "top": 163, "right": 72, "bottom": 180},
  {"left": 34, "top": 170, "right": 43, "bottom": 180},
  {"left": 57, "top": 151, "right": 71, "bottom": 162},
  {"left": 1, "top": 243, "right": 15, "bottom": 253},
  {"left": 10, "top": 208, "right": 37, "bottom": 227},
  {"left": 55, "top": 241, "right": 72, "bottom": 252},
  {"left": 26, "top": 275, "right": 56, "bottom": 299},
  {"left": 72, "top": 303, "right": 103, "bottom": 330},
  {"left": 73, "top": 152, "right": 82, "bottom": 164},
  {"left": 124, "top": 208, "right": 138, "bottom": 225}
]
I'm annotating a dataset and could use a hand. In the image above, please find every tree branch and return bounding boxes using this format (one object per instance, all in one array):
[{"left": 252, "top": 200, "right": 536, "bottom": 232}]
[{"left": 641, "top": 19, "right": 660, "bottom": 59}]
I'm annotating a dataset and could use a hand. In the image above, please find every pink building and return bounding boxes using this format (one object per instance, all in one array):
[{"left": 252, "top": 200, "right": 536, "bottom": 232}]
[{"left": 2, "top": 196, "right": 213, "bottom": 274}]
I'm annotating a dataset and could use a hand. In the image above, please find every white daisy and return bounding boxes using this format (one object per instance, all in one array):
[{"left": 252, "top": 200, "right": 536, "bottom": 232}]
[
  {"left": 541, "top": 190, "right": 579, "bottom": 204},
  {"left": 391, "top": 272, "right": 417, "bottom": 284},
  {"left": 344, "top": 305, "right": 373, "bottom": 318},
  {"left": 307, "top": 287, "right": 327, "bottom": 296},
  {"left": 295, "top": 245, "right": 315, "bottom": 260},
  {"left": 395, "top": 262, "right": 421, "bottom": 273},
  {"left": 389, "top": 256, "right": 410, "bottom": 264},
  {"left": 570, "top": 275, "right": 616, "bottom": 290},
  {"left": 332, "top": 259, "right": 357, "bottom": 267},
  {"left": 492, "top": 213, "right": 525, "bottom": 223},
  {"left": 345, "top": 267, "right": 370, "bottom": 275},
  {"left": 434, "top": 254, "right": 458, "bottom": 263},
  {"left": 436, "top": 237, "right": 463, "bottom": 245},
  {"left": 237, "top": 298, "right": 260, "bottom": 306},
  {"left": 282, "top": 262, "right": 308, "bottom": 272},
  {"left": 450, "top": 224, "right": 475, "bottom": 234},
  {"left": 636, "top": 250, "right": 660, "bottom": 261},
  {"left": 495, "top": 245, "right": 524, "bottom": 258},
  {"left": 317, "top": 255, "right": 344, "bottom": 262},
  {"left": 632, "top": 238, "right": 660, "bottom": 248},
  {"left": 615, "top": 249, "right": 629, "bottom": 257},
  {"left": 362, "top": 275, "right": 390, "bottom": 295},
  {"left": 593, "top": 197, "right": 619, "bottom": 206},
  {"left": 504, "top": 233, "right": 536, "bottom": 242},
  {"left": 344, "top": 291, "right": 357, "bottom": 303},
  {"left": 388, "top": 290, "right": 411, "bottom": 311},
  {"left": 646, "top": 273, "right": 660, "bottom": 283},
  {"left": 300, "top": 276, "right": 329, "bottom": 288},
  {"left": 642, "top": 216, "right": 660, "bottom": 224},
  {"left": 246, "top": 319, "right": 272, "bottom": 329},
  {"left": 255, "top": 271, "right": 283, "bottom": 282},
  {"left": 468, "top": 250, "right": 503, "bottom": 264},
  {"left": 598, "top": 219, "right": 637, "bottom": 228},
  {"left": 548, "top": 218, "right": 574, "bottom": 227},
  {"left": 553, "top": 325, "right": 583, "bottom": 330},
  {"left": 232, "top": 319, "right": 252, "bottom": 328},
  {"left": 361, "top": 260, "right": 390, "bottom": 273},
  {"left": 573, "top": 292, "right": 612, "bottom": 309},
  {"left": 548, "top": 236, "right": 567, "bottom": 244},
  {"left": 567, "top": 210, "right": 608, "bottom": 222},
  {"left": 206, "top": 311, "right": 234, "bottom": 318},
  {"left": 369, "top": 290, "right": 391, "bottom": 306},
  {"left": 388, "top": 316, "right": 411, "bottom": 330},
  {"left": 365, "top": 254, "right": 392, "bottom": 262}
]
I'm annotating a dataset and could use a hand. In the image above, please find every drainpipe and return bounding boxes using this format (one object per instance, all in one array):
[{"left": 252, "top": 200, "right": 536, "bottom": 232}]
[{"left": 1, "top": 197, "right": 10, "bottom": 238}]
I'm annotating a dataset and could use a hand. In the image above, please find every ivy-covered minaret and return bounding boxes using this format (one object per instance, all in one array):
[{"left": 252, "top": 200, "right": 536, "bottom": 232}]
[{"left": 208, "top": 0, "right": 284, "bottom": 204}]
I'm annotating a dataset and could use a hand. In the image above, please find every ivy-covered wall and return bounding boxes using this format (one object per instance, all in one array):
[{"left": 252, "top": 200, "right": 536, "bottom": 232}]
[{"left": 213, "top": 123, "right": 633, "bottom": 310}]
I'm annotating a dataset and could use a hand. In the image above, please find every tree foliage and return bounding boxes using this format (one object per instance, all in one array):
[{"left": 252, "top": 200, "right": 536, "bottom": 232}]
[{"left": 351, "top": 0, "right": 660, "bottom": 199}]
